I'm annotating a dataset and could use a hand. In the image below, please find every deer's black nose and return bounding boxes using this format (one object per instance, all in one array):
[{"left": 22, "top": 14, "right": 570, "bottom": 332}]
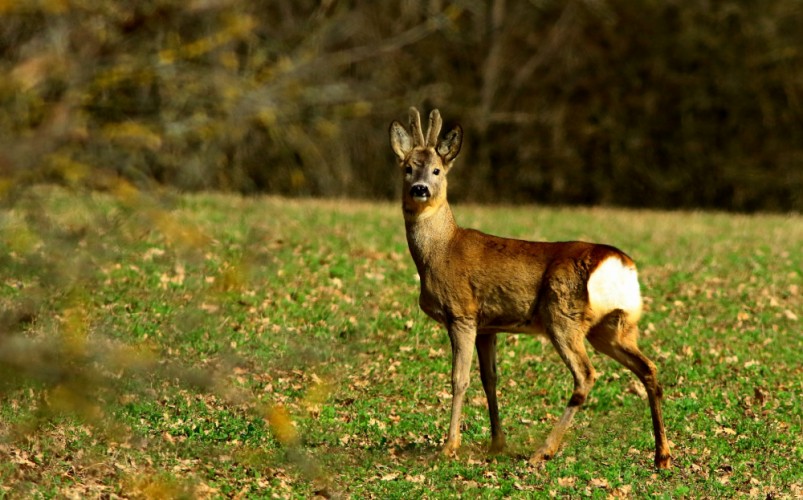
[{"left": 410, "top": 184, "right": 430, "bottom": 200}]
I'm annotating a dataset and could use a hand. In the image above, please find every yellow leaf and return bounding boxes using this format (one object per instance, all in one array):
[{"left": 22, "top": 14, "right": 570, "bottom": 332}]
[
  {"left": 61, "top": 304, "right": 89, "bottom": 356},
  {"left": 266, "top": 405, "right": 298, "bottom": 446},
  {"left": 11, "top": 55, "right": 51, "bottom": 90},
  {"left": 42, "top": 0, "right": 68, "bottom": 13},
  {"left": 111, "top": 178, "right": 141, "bottom": 204},
  {"left": 103, "top": 121, "right": 162, "bottom": 151},
  {"left": 158, "top": 49, "right": 177, "bottom": 66},
  {"left": 47, "top": 154, "right": 90, "bottom": 185}
]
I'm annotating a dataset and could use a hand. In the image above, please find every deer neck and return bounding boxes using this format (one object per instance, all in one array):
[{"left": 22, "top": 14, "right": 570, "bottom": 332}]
[{"left": 404, "top": 199, "right": 458, "bottom": 272}]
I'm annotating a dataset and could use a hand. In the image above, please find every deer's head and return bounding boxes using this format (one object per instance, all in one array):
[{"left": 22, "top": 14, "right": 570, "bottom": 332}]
[{"left": 389, "top": 108, "right": 462, "bottom": 217}]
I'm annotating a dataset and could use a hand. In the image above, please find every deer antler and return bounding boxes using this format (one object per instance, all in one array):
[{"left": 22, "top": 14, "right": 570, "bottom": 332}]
[
  {"left": 408, "top": 107, "right": 426, "bottom": 146},
  {"left": 426, "top": 109, "right": 442, "bottom": 147}
]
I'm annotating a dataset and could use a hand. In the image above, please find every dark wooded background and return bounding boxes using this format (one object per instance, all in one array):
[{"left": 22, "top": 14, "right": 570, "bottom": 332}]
[{"left": 2, "top": 0, "right": 801, "bottom": 211}]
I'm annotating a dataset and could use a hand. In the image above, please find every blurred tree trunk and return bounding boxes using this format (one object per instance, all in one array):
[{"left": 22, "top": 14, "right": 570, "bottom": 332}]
[{"left": 469, "top": 0, "right": 506, "bottom": 202}]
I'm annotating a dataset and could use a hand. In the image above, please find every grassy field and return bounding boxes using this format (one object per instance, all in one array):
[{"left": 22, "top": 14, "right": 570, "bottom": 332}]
[{"left": 1, "top": 185, "right": 801, "bottom": 498}]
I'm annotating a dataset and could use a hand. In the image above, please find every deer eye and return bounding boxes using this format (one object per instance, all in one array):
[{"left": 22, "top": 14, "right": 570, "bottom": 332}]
[
  {"left": 405, "top": 166, "right": 413, "bottom": 175},
  {"left": 433, "top": 168, "right": 441, "bottom": 176}
]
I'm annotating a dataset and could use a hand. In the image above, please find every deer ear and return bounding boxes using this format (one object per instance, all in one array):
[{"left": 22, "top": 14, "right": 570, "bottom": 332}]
[
  {"left": 436, "top": 125, "right": 462, "bottom": 163},
  {"left": 389, "top": 121, "right": 412, "bottom": 161}
]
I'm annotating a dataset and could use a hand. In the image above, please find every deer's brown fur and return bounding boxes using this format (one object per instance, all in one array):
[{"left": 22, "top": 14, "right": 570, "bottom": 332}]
[{"left": 389, "top": 107, "right": 671, "bottom": 469}]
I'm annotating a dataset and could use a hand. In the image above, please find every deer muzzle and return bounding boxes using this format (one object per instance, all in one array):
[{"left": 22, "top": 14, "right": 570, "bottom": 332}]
[{"left": 410, "top": 184, "right": 431, "bottom": 202}]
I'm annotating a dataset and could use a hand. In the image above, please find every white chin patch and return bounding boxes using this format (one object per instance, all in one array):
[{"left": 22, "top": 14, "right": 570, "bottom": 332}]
[{"left": 412, "top": 195, "right": 430, "bottom": 203}]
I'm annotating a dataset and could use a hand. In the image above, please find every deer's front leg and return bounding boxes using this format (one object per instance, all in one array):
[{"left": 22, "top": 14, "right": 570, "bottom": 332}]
[{"left": 442, "top": 318, "right": 477, "bottom": 456}]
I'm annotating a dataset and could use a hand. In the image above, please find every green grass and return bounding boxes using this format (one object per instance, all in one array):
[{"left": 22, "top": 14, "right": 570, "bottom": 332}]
[{"left": 1, "top": 185, "right": 801, "bottom": 497}]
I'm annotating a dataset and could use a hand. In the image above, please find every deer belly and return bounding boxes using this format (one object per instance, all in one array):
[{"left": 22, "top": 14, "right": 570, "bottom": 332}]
[{"left": 477, "top": 294, "right": 543, "bottom": 334}]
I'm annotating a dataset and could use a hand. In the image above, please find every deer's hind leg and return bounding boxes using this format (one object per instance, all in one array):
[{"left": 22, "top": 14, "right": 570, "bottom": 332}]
[
  {"left": 476, "top": 333, "right": 505, "bottom": 453},
  {"left": 530, "top": 319, "right": 596, "bottom": 464},
  {"left": 587, "top": 311, "right": 671, "bottom": 469}
]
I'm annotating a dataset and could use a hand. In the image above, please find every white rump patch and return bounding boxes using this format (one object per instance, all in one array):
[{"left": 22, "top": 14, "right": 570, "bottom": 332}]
[{"left": 587, "top": 257, "right": 643, "bottom": 323}]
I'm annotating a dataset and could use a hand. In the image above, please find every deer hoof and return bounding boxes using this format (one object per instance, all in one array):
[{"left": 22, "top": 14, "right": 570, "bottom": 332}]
[
  {"left": 488, "top": 436, "right": 506, "bottom": 454},
  {"left": 528, "top": 445, "right": 554, "bottom": 465},
  {"left": 655, "top": 452, "right": 672, "bottom": 470},
  {"left": 441, "top": 439, "right": 460, "bottom": 457}
]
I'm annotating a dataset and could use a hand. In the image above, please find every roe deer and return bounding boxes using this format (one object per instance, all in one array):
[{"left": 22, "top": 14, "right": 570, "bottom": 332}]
[{"left": 388, "top": 107, "right": 671, "bottom": 469}]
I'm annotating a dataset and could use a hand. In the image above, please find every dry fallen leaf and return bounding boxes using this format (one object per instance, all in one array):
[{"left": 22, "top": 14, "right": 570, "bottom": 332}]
[
  {"left": 754, "top": 387, "right": 767, "bottom": 405},
  {"left": 611, "top": 484, "right": 633, "bottom": 497},
  {"left": 626, "top": 379, "right": 648, "bottom": 399}
]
